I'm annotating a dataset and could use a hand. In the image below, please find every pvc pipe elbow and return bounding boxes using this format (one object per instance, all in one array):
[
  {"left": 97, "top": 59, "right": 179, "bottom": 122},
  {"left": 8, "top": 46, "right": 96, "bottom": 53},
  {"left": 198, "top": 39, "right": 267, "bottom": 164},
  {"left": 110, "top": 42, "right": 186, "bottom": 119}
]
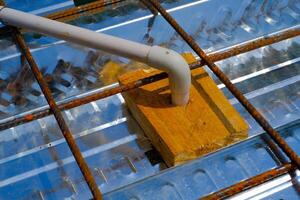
[
  {"left": 0, "top": 7, "right": 191, "bottom": 106},
  {"left": 147, "top": 46, "right": 191, "bottom": 106}
]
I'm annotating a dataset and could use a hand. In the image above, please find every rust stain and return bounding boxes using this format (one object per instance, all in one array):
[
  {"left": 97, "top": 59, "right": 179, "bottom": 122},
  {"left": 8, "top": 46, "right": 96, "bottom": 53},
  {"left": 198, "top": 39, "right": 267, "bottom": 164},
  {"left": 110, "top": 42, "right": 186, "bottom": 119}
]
[{"left": 24, "top": 114, "right": 34, "bottom": 121}]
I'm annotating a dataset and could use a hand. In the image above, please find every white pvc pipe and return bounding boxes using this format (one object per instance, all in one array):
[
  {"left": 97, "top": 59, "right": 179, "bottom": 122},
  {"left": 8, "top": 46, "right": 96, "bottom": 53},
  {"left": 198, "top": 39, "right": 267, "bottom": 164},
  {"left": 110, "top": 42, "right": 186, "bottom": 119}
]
[{"left": 0, "top": 6, "right": 191, "bottom": 105}]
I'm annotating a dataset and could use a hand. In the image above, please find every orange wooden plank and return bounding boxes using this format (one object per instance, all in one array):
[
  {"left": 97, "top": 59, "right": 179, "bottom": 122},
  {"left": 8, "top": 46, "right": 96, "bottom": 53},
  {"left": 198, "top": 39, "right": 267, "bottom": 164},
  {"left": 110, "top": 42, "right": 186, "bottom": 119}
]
[{"left": 119, "top": 53, "right": 248, "bottom": 166}]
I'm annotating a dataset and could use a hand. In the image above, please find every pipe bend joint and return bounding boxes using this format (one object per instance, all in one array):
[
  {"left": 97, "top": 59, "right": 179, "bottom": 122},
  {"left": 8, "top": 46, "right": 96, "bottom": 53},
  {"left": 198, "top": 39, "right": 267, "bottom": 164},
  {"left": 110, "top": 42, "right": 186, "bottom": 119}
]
[{"left": 147, "top": 46, "right": 191, "bottom": 106}]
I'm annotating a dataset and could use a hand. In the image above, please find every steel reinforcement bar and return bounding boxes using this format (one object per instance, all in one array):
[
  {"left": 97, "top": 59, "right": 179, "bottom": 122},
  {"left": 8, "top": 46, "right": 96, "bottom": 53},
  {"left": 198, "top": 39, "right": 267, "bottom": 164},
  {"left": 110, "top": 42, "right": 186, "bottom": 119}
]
[
  {"left": 201, "top": 163, "right": 296, "bottom": 199},
  {"left": 11, "top": 28, "right": 103, "bottom": 200},
  {"left": 0, "top": 0, "right": 126, "bottom": 36},
  {"left": 45, "top": 0, "right": 125, "bottom": 22}
]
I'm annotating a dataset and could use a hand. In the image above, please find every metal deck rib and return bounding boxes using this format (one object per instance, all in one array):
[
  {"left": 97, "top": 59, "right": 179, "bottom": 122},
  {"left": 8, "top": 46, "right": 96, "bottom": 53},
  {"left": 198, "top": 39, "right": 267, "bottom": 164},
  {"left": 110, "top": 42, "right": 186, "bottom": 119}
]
[{"left": 104, "top": 123, "right": 300, "bottom": 200}]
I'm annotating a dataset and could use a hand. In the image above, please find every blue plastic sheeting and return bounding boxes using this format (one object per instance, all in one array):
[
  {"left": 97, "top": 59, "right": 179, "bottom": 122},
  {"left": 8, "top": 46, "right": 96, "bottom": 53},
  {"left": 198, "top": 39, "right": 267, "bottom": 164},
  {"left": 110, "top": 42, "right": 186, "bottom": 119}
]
[{"left": 104, "top": 123, "right": 300, "bottom": 200}]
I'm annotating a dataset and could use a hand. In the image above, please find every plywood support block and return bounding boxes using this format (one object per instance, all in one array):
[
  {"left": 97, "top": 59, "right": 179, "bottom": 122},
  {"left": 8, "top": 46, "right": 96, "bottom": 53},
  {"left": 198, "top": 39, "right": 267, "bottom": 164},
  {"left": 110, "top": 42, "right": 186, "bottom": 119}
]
[{"left": 118, "top": 53, "right": 248, "bottom": 166}]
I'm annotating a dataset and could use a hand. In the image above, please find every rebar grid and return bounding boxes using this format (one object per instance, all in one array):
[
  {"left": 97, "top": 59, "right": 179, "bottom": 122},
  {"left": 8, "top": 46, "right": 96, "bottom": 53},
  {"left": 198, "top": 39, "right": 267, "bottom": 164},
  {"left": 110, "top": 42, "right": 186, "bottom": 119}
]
[
  {"left": 201, "top": 163, "right": 295, "bottom": 200},
  {"left": 0, "top": 1, "right": 299, "bottom": 199},
  {"left": 0, "top": 27, "right": 299, "bottom": 131},
  {"left": 144, "top": 0, "right": 300, "bottom": 167},
  {"left": 10, "top": 28, "right": 102, "bottom": 200},
  {"left": 143, "top": 0, "right": 300, "bottom": 198}
]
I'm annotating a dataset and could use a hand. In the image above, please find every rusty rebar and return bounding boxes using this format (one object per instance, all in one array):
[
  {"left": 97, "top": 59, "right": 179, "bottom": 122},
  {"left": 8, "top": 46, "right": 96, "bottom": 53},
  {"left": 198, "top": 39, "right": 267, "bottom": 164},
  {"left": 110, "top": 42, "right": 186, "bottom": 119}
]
[
  {"left": 145, "top": 0, "right": 300, "bottom": 169},
  {"left": 201, "top": 163, "right": 295, "bottom": 200},
  {"left": 0, "top": 72, "right": 167, "bottom": 130},
  {"left": 0, "top": 0, "right": 126, "bottom": 36},
  {"left": 45, "top": 0, "right": 125, "bottom": 22},
  {"left": 209, "top": 28, "right": 300, "bottom": 62},
  {"left": 140, "top": 0, "right": 158, "bottom": 16},
  {"left": 10, "top": 28, "right": 102, "bottom": 200},
  {"left": 261, "top": 134, "right": 300, "bottom": 193},
  {"left": 0, "top": 28, "right": 299, "bottom": 131}
]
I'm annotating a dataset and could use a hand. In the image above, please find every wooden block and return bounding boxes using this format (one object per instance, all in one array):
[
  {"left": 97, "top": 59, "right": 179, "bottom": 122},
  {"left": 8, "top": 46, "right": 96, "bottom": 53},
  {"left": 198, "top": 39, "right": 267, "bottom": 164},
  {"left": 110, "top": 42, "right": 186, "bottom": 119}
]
[{"left": 118, "top": 53, "right": 248, "bottom": 166}]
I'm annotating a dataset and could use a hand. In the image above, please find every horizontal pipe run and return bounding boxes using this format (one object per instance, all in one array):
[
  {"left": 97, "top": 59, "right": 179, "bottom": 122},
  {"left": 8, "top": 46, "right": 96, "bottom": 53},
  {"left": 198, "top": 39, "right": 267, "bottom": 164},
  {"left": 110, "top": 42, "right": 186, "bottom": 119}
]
[
  {"left": 0, "top": 0, "right": 126, "bottom": 36},
  {"left": 0, "top": 27, "right": 299, "bottom": 131},
  {"left": 0, "top": 6, "right": 190, "bottom": 105},
  {"left": 201, "top": 163, "right": 295, "bottom": 200},
  {"left": 0, "top": 6, "right": 150, "bottom": 60}
]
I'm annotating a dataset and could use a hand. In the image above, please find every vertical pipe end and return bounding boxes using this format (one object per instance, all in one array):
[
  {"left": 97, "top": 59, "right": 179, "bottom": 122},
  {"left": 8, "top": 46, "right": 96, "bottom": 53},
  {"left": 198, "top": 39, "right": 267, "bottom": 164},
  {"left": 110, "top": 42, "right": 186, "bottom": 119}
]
[
  {"left": 171, "top": 91, "right": 190, "bottom": 106},
  {"left": 147, "top": 46, "right": 191, "bottom": 106}
]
